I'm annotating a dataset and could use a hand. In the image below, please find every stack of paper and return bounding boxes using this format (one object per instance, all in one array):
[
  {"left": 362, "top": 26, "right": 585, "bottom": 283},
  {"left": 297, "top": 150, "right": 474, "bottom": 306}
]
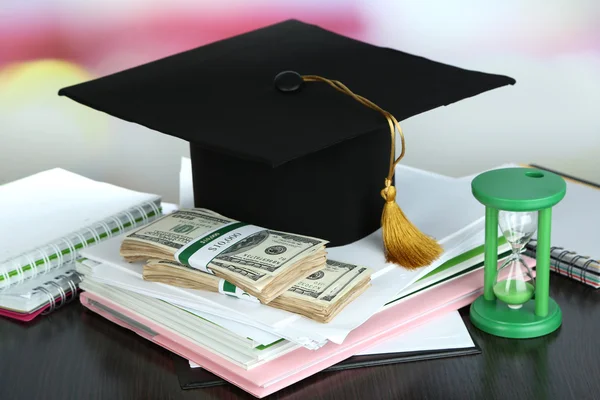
[
  {"left": 180, "top": 310, "right": 478, "bottom": 388},
  {"left": 72, "top": 161, "right": 520, "bottom": 397},
  {"left": 80, "top": 257, "right": 526, "bottom": 397}
]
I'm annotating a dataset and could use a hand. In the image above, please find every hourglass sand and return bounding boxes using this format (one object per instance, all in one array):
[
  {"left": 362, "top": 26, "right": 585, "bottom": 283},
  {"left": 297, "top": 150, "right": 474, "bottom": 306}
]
[
  {"left": 469, "top": 167, "right": 566, "bottom": 339},
  {"left": 494, "top": 210, "right": 537, "bottom": 308}
]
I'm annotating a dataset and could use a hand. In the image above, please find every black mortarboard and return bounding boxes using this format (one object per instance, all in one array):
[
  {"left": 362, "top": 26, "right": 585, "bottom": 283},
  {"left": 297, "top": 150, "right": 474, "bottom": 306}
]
[{"left": 58, "top": 19, "right": 515, "bottom": 268}]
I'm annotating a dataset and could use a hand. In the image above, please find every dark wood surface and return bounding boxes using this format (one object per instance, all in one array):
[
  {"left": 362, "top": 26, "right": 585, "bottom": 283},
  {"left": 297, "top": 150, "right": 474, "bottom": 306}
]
[{"left": 1, "top": 272, "right": 599, "bottom": 400}]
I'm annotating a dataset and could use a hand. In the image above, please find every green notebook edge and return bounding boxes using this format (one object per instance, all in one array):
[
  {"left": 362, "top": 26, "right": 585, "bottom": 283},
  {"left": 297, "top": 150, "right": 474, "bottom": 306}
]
[{"left": 0, "top": 204, "right": 162, "bottom": 282}]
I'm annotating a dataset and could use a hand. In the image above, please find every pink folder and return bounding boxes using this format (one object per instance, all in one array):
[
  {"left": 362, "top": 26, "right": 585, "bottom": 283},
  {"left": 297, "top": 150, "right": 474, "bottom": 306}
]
[
  {"left": 0, "top": 306, "right": 47, "bottom": 322},
  {"left": 80, "top": 256, "right": 534, "bottom": 398}
]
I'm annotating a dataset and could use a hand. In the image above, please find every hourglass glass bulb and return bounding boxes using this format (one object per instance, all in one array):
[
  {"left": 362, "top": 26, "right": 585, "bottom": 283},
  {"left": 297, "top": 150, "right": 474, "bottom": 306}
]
[
  {"left": 494, "top": 256, "right": 536, "bottom": 309},
  {"left": 494, "top": 211, "right": 537, "bottom": 309},
  {"left": 499, "top": 211, "right": 537, "bottom": 252}
]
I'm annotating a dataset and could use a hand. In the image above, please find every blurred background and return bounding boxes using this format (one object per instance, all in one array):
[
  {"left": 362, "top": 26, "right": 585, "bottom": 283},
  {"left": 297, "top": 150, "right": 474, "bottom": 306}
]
[{"left": 1, "top": 0, "right": 599, "bottom": 202}]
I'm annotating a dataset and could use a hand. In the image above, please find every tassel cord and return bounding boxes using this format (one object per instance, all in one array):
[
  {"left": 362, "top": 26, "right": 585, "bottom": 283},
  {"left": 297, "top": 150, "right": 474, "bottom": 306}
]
[
  {"left": 302, "top": 75, "right": 405, "bottom": 186},
  {"left": 301, "top": 75, "right": 443, "bottom": 269}
]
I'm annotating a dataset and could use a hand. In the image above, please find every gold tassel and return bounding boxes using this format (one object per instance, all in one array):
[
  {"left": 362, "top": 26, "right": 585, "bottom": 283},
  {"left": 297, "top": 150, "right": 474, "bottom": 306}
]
[
  {"left": 302, "top": 74, "right": 443, "bottom": 269},
  {"left": 381, "top": 183, "right": 443, "bottom": 269}
]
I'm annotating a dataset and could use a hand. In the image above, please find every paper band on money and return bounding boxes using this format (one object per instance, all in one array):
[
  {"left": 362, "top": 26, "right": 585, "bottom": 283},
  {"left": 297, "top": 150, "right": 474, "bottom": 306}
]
[
  {"left": 175, "top": 221, "right": 266, "bottom": 274},
  {"left": 218, "top": 279, "right": 260, "bottom": 303}
]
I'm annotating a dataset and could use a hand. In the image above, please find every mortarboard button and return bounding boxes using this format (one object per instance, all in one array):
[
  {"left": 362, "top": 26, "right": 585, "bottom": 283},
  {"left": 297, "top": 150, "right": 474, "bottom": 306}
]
[{"left": 274, "top": 71, "right": 304, "bottom": 92}]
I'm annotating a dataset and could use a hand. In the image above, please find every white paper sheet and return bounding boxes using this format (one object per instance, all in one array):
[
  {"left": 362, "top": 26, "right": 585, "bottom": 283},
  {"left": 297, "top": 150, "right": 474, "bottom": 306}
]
[
  {"left": 355, "top": 310, "right": 474, "bottom": 354},
  {"left": 161, "top": 202, "right": 180, "bottom": 215},
  {"left": 179, "top": 306, "right": 282, "bottom": 346},
  {"left": 179, "top": 157, "right": 195, "bottom": 208},
  {"left": 189, "top": 310, "right": 474, "bottom": 368}
]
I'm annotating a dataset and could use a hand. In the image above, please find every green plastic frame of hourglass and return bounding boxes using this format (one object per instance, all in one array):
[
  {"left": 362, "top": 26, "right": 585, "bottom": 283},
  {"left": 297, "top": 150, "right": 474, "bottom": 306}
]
[{"left": 469, "top": 167, "right": 566, "bottom": 339}]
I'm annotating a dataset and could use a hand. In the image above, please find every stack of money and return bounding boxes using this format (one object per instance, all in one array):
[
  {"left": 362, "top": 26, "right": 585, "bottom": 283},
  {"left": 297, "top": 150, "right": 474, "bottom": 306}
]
[
  {"left": 120, "top": 209, "right": 329, "bottom": 304},
  {"left": 268, "top": 260, "right": 372, "bottom": 322},
  {"left": 120, "top": 208, "right": 373, "bottom": 323},
  {"left": 143, "top": 258, "right": 373, "bottom": 323}
]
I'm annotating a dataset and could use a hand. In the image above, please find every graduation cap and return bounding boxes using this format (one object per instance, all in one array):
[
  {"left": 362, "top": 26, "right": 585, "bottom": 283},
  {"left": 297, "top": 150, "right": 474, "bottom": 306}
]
[{"left": 58, "top": 19, "right": 515, "bottom": 269}]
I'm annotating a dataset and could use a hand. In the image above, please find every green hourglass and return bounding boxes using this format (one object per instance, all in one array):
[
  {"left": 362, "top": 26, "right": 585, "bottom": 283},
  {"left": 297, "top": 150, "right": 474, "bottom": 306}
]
[{"left": 470, "top": 167, "right": 566, "bottom": 339}]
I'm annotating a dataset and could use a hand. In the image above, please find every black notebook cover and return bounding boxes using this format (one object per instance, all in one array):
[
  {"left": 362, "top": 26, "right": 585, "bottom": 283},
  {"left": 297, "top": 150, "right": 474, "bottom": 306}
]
[{"left": 172, "top": 335, "right": 481, "bottom": 390}]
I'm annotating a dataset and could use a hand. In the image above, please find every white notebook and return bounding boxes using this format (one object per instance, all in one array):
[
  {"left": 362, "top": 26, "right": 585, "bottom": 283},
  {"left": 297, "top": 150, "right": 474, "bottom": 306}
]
[{"left": 0, "top": 168, "right": 162, "bottom": 290}]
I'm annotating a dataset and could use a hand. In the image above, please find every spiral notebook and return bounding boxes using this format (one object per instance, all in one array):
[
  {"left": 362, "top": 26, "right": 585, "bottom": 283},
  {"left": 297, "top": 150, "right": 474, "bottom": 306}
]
[
  {"left": 0, "top": 168, "right": 162, "bottom": 293},
  {"left": 0, "top": 263, "right": 83, "bottom": 321},
  {"left": 522, "top": 164, "right": 600, "bottom": 289}
]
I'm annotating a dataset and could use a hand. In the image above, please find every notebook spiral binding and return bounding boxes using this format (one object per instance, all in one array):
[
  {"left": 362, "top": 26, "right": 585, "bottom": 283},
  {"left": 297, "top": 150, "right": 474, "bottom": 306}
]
[
  {"left": 525, "top": 239, "right": 600, "bottom": 288},
  {"left": 0, "top": 200, "right": 162, "bottom": 291},
  {"left": 33, "top": 270, "right": 84, "bottom": 315}
]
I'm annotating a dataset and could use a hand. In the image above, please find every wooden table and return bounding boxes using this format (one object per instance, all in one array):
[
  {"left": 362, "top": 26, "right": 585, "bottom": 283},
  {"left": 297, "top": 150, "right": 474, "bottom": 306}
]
[{"left": 1, "top": 272, "right": 598, "bottom": 400}]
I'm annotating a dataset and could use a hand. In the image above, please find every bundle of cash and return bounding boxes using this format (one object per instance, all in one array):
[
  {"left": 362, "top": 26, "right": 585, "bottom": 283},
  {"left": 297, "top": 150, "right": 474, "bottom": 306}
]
[
  {"left": 143, "top": 258, "right": 372, "bottom": 323},
  {"left": 120, "top": 209, "right": 329, "bottom": 304},
  {"left": 269, "top": 260, "right": 372, "bottom": 323}
]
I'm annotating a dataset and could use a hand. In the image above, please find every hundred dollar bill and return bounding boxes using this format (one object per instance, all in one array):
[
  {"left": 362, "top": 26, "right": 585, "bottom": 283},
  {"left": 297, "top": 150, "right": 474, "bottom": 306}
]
[
  {"left": 210, "top": 230, "right": 326, "bottom": 282},
  {"left": 269, "top": 260, "right": 372, "bottom": 323},
  {"left": 120, "top": 208, "right": 328, "bottom": 304},
  {"left": 284, "top": 260, "right": 370, "bottom": 302}
]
